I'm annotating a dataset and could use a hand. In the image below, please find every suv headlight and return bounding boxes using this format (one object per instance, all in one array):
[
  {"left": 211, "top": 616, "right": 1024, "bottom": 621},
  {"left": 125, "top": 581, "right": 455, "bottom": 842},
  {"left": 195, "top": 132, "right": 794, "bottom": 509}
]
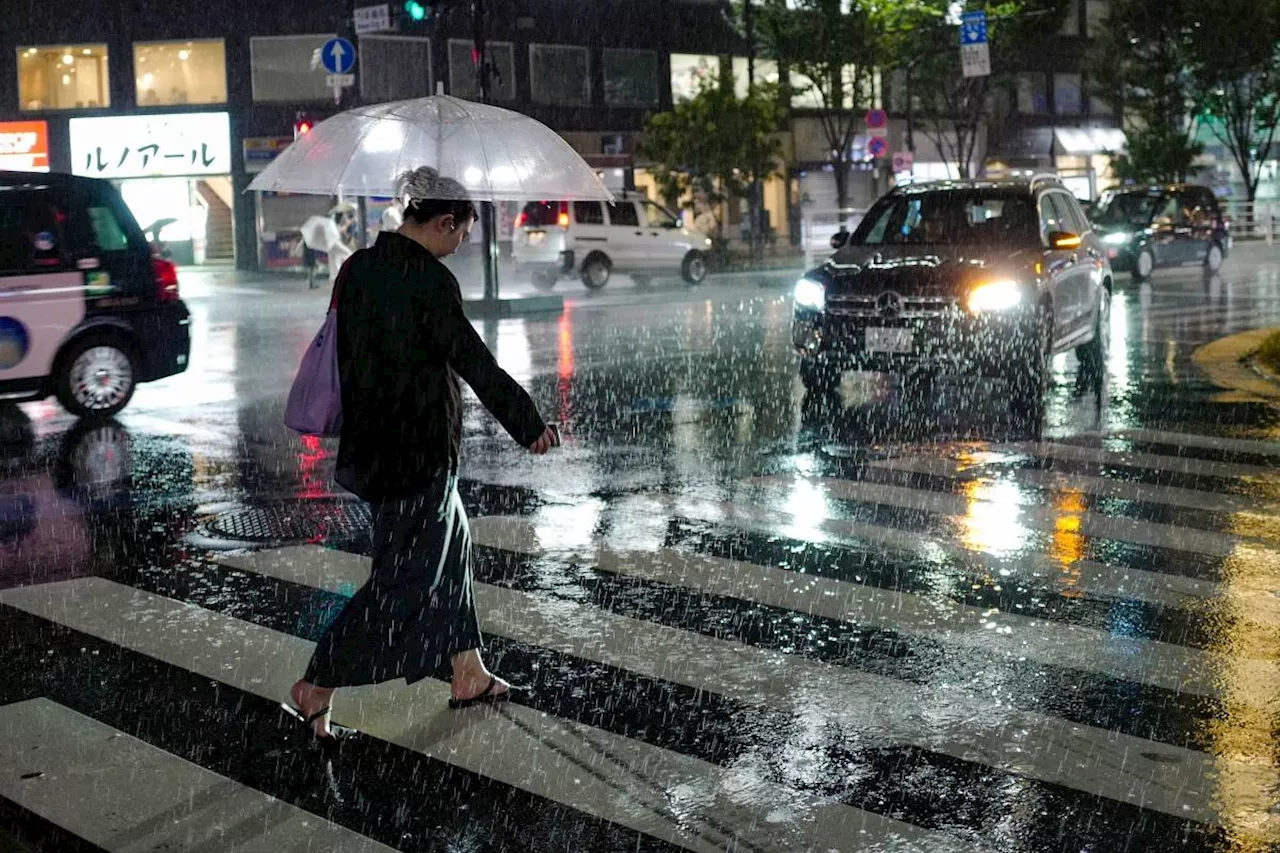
[
  {"left": 967, "top": 280, "right": 1022, "bottom": 312},
  {"left": 1102, "top": 232, "right": 1130, "bottom": 246},
  {"left": 794, "top": 278, "right": 826, "bottom": 311}
]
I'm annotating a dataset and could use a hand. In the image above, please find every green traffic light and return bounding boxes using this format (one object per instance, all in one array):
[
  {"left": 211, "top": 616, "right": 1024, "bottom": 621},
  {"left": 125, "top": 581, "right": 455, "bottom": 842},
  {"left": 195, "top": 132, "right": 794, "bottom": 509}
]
[{"left": 404, "top": 0, "right": 426, "bottom": 21}]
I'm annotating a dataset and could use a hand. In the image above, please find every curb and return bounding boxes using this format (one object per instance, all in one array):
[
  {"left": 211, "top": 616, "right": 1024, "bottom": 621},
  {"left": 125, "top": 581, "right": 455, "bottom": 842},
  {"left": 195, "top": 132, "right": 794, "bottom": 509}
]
[{"left": 1190, "top": 327, "right": 1280, "bottom": 402}]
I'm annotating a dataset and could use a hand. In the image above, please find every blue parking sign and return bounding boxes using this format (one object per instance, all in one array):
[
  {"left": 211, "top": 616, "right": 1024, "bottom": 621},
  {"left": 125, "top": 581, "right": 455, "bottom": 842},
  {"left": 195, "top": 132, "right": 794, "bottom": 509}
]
[
  {"left": 321, "top": 37, "right": 356, "bottom": 75},
  {"left": 960, "top": 11, "right": 988, "bottom": 45}
]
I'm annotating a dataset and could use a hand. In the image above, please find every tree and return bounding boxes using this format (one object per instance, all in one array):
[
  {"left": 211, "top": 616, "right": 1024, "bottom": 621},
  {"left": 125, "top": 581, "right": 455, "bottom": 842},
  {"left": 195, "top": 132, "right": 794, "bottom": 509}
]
[
  {"left": 885, "top": 0, "right": 1069, "bottom": 180},
  {"left": 1188, "top": 0, "right": 1280, "bottom": 208},
  {"left": 736, "top": 0, "right": 879, "bottom": 211},
  {"left": 639, "top": 72, "right": 785, "bottom": 240},
  {"left": 1088, "top": 0, "right": 1203, "bottom": 182}
]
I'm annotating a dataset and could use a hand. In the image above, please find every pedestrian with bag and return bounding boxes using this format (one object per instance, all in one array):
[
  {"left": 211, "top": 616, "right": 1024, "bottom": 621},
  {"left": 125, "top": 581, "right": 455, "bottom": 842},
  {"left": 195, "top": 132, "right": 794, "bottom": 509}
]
[{"left": 284, "top": 166, "right": 557, "bottom": 750}]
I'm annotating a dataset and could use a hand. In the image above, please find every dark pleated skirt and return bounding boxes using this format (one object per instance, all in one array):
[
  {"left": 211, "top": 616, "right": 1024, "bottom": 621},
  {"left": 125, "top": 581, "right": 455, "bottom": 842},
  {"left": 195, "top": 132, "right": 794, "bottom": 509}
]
[{"left": 304, "top": 475, "right": 482, "bottom": 688}]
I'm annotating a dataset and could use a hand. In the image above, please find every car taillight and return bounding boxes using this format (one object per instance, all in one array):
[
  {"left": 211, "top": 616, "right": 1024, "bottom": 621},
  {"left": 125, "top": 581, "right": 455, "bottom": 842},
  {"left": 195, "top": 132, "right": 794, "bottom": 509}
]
[
  {"left": 557, "top": 209, "right": 570, "bottom": 228},
  {"left": 152, "top": 257, "right": 179, "bottom": 302},
  {"left": 515, "top": 211, "right": 527, "bottom": 228}
]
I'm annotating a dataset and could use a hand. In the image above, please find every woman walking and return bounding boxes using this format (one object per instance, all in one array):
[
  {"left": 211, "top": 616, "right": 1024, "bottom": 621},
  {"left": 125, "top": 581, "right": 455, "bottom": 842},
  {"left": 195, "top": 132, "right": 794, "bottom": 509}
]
[{"left": 287, "top": 167, "right": 556, "bottom": 746}]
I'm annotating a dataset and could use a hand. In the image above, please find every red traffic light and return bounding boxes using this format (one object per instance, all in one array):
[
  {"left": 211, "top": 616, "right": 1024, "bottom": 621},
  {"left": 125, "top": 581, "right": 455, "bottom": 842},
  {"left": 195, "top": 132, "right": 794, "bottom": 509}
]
[{"left": 293, "top": 113, "right": 314, "bottom": 139}]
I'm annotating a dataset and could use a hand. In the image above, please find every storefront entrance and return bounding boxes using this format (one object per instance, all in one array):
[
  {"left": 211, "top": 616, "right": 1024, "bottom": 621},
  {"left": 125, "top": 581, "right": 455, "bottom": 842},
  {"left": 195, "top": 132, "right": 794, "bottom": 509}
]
[{"left": 68, "top": 111, "right": 234, "bottom": 266}]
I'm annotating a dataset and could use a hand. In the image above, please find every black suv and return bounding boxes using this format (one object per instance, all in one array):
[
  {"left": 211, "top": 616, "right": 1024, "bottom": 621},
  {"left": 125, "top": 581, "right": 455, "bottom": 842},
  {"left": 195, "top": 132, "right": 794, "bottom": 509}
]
[
  {"left": 0, "top": 172, "right": 191, "bottom": 418},
  {"left": 1088, "top": 184, "right": 1229, "bottom": 281},
  {"left": 793, "top": 177, "right": 1111, "bottom": 414}
]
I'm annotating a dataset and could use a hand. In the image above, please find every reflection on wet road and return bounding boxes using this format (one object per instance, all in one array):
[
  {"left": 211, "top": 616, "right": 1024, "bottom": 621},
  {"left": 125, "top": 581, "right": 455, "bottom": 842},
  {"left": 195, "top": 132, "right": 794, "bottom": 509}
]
[{"left": 1, "top": 247, "right": 1280, "bottom": 852}]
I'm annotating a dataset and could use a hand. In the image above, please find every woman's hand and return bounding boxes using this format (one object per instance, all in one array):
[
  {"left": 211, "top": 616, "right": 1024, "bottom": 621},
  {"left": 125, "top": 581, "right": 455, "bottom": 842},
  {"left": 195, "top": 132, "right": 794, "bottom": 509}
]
[{"left": 528, "top": 426, "right": 557, "bottom": 455}]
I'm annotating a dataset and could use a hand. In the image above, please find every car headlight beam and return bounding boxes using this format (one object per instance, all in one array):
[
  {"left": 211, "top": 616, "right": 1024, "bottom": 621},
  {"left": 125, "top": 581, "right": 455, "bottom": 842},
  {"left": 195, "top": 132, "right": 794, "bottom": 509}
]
[
  {"left": 1101, "top": 232, "right": 1130, "bottom": 246},
  {"left": 794, "top": 278, "right": 826, "bottom": 311},
  {"left": 967, "top": 279, "right": 1022, "bottom": 313}
]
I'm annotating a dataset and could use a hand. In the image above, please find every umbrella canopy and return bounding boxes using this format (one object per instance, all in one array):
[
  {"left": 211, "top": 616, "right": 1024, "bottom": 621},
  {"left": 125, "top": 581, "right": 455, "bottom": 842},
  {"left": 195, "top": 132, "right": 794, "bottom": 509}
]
[{"left": 247, "top": 95, "right": 614, "bottom": 202}]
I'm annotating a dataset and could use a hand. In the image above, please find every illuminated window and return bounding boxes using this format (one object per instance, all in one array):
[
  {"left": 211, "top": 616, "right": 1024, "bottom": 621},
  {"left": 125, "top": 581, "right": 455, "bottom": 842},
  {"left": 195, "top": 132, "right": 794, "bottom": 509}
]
[
  {"left": 670, "top": 54, "right": 719, "bottom": 102},
  {"left": 17, "top": 44, "right": 110, "bottom": 111},
  {"left": 730, "top": 56, "right": 780, "bottom": 100},
  {"left": 250, "top": 35, "right": 336, "bottom": 103},
  {"left": 134, "top": 40, "right": 226, "bottom": 106}
]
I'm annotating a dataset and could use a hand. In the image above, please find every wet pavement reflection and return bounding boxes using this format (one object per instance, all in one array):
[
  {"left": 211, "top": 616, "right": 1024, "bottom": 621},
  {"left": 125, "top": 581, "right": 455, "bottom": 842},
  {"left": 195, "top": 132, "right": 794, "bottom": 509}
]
[{"left": 1, "top": 247, "right": 1279, "bottom": 852}]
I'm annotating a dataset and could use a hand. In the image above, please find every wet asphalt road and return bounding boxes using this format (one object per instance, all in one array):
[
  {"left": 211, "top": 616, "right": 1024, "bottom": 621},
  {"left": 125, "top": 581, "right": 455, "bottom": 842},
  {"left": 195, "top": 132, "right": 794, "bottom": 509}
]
[{"left": 1, "top": 246, "right": 1280, "bottom": 853}]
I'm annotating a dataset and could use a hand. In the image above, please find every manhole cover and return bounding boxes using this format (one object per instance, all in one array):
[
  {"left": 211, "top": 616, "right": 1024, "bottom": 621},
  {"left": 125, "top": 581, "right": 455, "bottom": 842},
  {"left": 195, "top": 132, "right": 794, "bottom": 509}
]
[{"left": 205, "top": 502, "right": 372, "bottom": 543}]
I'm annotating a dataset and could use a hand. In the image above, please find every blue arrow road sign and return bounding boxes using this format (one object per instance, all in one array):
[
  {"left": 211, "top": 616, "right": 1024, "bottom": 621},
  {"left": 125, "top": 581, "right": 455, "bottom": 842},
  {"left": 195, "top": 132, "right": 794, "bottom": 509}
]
[
  {"left": 960, "top": 11, "right": 988, "bottom": 45},
  {"left": 321, "top": 37, "right": 356, "bottom": 75}
]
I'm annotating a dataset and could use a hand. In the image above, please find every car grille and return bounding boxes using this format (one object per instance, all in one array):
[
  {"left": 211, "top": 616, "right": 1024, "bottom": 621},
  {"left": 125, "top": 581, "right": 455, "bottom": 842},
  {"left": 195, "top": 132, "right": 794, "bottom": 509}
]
[{"left": 826, "top": 293, "right": 960, "bottom": 319}]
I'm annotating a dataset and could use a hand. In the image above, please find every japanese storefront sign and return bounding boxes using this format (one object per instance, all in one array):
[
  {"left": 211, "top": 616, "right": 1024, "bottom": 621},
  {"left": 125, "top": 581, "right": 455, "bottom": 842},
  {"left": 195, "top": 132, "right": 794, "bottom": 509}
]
[
  {"left": 0, "top": 121, "right": 50, "bottom": 172},
  {"left": 69, "top": 112, "right": 231, "bottom": 179},
  {"left": 242, "top": 136, "right": 294, "bottom": 175}
]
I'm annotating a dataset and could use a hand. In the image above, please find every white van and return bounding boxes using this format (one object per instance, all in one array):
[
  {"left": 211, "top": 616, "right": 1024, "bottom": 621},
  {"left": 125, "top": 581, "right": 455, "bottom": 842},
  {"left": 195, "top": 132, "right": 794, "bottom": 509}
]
[{"left": 512, "top": 197, "right": 713, "bottom": 289}]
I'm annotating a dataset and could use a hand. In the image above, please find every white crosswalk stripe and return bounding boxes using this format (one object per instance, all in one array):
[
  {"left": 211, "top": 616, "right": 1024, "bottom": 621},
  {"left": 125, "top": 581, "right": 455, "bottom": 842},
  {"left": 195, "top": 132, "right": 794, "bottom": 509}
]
[
  {"left": 4, "top": 425, "right": 1280, "bottom": 849},
  {"left": 0, "top": 698, "right": 397, "bottom": 853},
  {"left": 0, "top": 577, "right": 988, "bottom": 853},
  {"left": 204, "top": 545, "right": 1269, "bottom": 827}
]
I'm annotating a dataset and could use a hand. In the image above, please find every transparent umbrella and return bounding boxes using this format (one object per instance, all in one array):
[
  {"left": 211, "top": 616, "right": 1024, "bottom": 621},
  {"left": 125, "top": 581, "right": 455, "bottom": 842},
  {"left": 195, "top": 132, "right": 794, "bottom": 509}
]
[{"left": 247, "top": 94, "right": 614, "bottom": 202}]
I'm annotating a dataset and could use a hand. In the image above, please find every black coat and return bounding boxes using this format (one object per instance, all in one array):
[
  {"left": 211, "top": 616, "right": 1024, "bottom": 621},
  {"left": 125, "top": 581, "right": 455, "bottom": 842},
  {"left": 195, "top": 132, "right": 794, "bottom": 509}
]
[{"left": 332, "top": 231, "right": 545, "bottom": 503}]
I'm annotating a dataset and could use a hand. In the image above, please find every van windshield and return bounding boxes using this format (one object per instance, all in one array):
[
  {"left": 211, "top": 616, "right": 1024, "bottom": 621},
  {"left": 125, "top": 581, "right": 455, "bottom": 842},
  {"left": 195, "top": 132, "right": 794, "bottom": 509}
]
[{"left": 520, "top": 201, "right": 563, "bottom": 227}]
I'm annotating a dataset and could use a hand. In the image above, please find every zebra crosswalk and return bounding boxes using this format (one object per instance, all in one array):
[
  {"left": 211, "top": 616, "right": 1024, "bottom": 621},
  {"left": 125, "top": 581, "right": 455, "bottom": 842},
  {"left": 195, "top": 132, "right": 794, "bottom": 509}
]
[{"left": 1, "top": 427, "right": 1279, "bottom": 851}]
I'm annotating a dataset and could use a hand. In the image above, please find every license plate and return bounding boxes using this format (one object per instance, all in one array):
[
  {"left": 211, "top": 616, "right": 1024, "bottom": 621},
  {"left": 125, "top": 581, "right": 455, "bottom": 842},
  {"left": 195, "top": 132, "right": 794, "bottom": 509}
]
[
  {"left": 526, "top": 230, "right": 546, "bottom": 246},
  {"left": 864, "top": 327, "right": 914, "bottom": 353}
]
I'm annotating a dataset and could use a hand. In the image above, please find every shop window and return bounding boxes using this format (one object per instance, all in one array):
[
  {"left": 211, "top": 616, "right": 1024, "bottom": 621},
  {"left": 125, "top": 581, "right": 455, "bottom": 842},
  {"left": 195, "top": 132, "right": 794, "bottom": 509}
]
[
  {"left": 134, "top": 40, "right": 226, "bottom": 106},
  {"left": 604, "top": 49, "right": 658, "bottom": 107},
  {"left": 1054, "top": 73, "right": 1083, "bottom": 115},
  {"left": 250, "top": 34, "right": 336, "bottom": 103},
  {"left": 530, "top": 44, "right": 589, "bottom": 106},
  {"left": 448, "top": 40, "right": 515, "bottom": 101},
  {"left": 729, "top": 57, "right": 780, "bottom": 100},
  {"left": 1017, "top": 73, "right": 1049, "bottom": 114},
  {"left": 670, "top": 54, "right": 719, "bottom": 102},
  {"left": 792, "top": 66, "right": 862, "bottom": 110},
  {"left": 360, "top": 36, "right": 432, "bottom": 103},
  {"left": 17, "top": 44, "right": 110, "bottom": 111}
]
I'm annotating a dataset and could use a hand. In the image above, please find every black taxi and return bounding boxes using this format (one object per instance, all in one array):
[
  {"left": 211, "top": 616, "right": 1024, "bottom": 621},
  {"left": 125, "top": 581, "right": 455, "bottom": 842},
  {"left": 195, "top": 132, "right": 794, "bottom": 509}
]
[{"left": 0, "top": 171, "right": 191, "bottom": 418}]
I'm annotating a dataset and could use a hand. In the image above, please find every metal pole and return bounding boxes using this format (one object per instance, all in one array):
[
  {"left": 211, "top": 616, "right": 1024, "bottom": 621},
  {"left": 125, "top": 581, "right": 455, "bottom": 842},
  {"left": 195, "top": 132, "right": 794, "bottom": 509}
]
[
  {"left": 745, "top": 0, "right": 760, "bottom": 261},
  {"left": 474, "top": 0, "right": 500, "bottom": 303}
]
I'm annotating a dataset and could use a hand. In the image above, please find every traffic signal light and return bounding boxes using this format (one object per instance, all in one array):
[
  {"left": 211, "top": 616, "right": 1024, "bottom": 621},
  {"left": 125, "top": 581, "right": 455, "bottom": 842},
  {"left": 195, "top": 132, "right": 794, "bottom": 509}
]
[
  {"left": 293, "top": 113, "right": 313, "bottom": 139},
  {"left": 404, "top": 1, "right": 426, "bottom": 20}
]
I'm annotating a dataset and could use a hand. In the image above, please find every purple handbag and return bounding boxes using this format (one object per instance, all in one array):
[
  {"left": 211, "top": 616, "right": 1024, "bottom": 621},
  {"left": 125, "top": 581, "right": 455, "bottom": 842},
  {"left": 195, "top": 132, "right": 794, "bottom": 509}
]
[{"left": 284, "top": 267, "right": 346, "bottom": 437}]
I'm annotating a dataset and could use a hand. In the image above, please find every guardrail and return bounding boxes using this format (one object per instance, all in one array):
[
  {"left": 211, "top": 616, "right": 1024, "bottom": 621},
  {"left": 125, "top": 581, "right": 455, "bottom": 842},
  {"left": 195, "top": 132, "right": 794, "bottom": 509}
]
[
  {"left": 1220, "top": 201, "right": 1279, "bottom": 243},
  {"left": 800, "top": 208, "right": 867, "bottom": 269}
]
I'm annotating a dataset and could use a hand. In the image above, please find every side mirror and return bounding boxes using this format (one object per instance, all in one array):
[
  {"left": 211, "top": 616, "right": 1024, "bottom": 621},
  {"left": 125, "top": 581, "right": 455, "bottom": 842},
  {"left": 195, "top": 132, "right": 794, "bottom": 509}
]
[
  {"left": 830, "top": 230, "right": 850, "bottom": 250},
  {"left": 1048, "top": 231, "right": 1082, "bottom": 250}
]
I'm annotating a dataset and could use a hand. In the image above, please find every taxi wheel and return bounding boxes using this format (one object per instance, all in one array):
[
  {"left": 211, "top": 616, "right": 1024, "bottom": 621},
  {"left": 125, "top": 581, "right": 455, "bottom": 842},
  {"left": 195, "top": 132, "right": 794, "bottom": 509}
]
[
  {"left": 54, "top": 334, "right": 138, "bottom": 420},
  {"left": 1205, "top": 242, "right": 1224, "bottom": 272},
  {"left": 532, "top": 270, "right": 558, "bottom": 290}
]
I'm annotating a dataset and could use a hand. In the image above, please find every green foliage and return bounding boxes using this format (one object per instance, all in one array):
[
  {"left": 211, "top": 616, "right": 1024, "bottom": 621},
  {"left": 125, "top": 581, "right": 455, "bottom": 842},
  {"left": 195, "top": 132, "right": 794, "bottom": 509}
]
[
  {"left": 881, "top": 0, "right": 1069, "bottom": 178},
  {"left": 639, "top": 72, "right": 785, "bottom": 238},
  {"left": 1087, "top": 0, "right": 1203, "bottom": 182},
  {"left": 1257, "top": 329, "right": 1280, "bottom": 375},
  {"left": 1186, "top": 0, "right": 1280, "bottom": 201},
  {"left": 736, "top": 0, "right": 880, "bottom": 207}
]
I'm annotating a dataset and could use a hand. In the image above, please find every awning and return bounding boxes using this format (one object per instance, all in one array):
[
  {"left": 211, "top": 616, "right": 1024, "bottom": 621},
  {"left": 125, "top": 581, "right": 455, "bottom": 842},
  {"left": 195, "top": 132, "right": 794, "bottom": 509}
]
[{"left": 1053, "top": 127, "right": 1126, "bottom": 155}]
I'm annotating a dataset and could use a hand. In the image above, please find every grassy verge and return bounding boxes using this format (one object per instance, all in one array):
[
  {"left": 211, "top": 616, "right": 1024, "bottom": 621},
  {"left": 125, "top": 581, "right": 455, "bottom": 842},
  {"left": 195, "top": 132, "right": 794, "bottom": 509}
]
[{"left": 1256, "top": 329, "right": 1280, "bottom": 375}]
